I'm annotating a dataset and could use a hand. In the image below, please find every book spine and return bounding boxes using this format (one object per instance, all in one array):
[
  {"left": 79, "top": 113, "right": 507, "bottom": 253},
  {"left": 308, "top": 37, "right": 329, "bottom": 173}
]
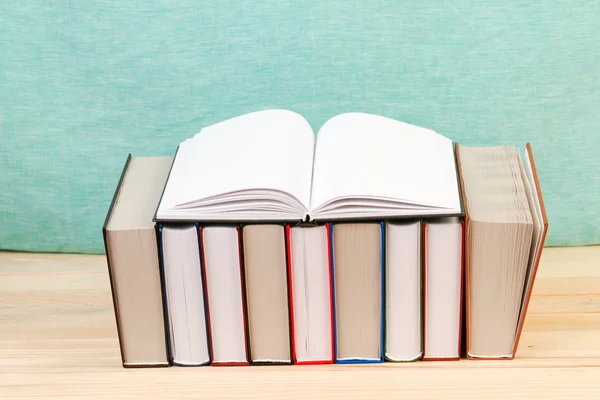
[
  {"left": 155, "top": 223, "right": 174, "bottom": 366},
  {"left": 285, "top": 225, "right": 298, "bottom": 364},
  {"left": 379, "top": 221, "right": 385, "bottom": 363},
  {"left": 236, "top": 225, "right": 251, "bottom": 365},
  {"left": 326, "top": 223, "right": 336, "bottom": 363},
  {"left": 197, "top": 226, "right": 215, "bottom": 364},
  {"left": 328, "top": 223, "right": 338, "bottom": 362},
  {"left": 283, "top": 223, "right": 294, "bottom": 365}
]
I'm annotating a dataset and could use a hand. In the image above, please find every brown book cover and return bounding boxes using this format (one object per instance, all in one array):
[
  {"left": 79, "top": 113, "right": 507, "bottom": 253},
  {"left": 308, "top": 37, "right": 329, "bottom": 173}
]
[{"left": 511, "top": 143, "right": 549, "bottom": 357}]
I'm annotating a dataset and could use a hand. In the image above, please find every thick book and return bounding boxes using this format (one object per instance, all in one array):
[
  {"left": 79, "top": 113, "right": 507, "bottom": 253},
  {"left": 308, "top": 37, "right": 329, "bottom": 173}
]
[
  {"left": 154, "top": 110, "right": 463, "bottom": 223},
  {"left": 198, "top": 225, "right": 250, "bottom": 366},
  {"left": 422, "top": 218, "right": 464, "bottom": 361},
  {"left": 286, "top": 224, "right": 335, "bottom": 365},
  {"left": 456, "top": 143, "right": 548, "bottom": 359},
  {"left": 157, "top": 223, "right": 210, "bottom": 366},
  {"left": 241, "top": 224, "right": 292, "bottom": 365},
  {"left": 330, "top": 222, "right": 385, "bottom": 364},
  {"left": 102, "top": 155, "right": 172, "bottom": 367},
  {"left": 384, "top": 220, "right": 423, "bottom": 362}
]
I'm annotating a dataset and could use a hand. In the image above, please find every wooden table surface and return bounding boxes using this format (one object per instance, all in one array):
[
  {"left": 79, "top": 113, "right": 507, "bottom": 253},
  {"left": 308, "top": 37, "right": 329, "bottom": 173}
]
[{"left": 1, "top": 246, "right": 599, "bottom": 399}]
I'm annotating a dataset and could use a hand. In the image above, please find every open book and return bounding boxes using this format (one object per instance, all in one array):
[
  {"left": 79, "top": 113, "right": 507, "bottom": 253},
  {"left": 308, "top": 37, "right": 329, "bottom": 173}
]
[{"left": 155, "top": 110, "right": 462, "bottom": 222}]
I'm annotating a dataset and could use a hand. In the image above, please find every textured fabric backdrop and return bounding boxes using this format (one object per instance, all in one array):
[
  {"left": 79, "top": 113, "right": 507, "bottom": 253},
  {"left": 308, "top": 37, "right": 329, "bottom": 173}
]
[{"left": 1, "top": 1, "right": 599, "bottom": 253}]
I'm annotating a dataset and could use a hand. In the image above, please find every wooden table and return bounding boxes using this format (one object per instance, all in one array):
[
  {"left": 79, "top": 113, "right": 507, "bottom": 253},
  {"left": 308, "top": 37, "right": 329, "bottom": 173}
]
[{"left": 1, "top": 247, "right": 599, "bottom": 398}]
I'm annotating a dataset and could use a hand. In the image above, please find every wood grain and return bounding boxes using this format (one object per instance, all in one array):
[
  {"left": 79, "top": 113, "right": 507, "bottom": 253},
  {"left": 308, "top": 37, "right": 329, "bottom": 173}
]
[{"left": 1, "top": 247, "right": 600, "bottom": 398}]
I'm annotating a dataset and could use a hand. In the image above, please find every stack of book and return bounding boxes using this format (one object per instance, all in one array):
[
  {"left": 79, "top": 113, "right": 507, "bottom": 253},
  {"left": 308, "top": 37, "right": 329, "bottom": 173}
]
[{"left": 103, "top": 110, "right": 548, "bottom": 368}]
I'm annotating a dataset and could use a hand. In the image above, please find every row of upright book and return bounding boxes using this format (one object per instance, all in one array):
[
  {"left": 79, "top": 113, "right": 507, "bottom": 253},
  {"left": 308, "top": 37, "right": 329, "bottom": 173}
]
[{"left": 103, "top": 110, "right": 548, "bottom": 367}]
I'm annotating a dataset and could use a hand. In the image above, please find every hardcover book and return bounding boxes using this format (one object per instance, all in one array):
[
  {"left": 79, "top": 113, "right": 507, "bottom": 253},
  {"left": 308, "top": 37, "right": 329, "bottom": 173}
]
[
  {"left": 456, "top": 143, "right": 548, "bottom": 359},
  {"left": 103, "top": 155, "right": 172, "bottom": 367}
]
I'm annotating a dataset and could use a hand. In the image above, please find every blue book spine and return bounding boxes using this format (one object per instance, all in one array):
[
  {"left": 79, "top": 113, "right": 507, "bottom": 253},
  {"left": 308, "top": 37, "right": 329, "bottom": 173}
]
[{"left": 380, "top": 220, "right": 385, "bottom": 363}]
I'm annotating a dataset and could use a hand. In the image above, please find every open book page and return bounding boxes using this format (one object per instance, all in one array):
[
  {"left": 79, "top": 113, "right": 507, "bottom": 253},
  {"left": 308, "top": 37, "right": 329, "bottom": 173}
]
[
  {"left": 156, "top": 109, "right": 315, "bottom": 221},
  {"left": 309, "top": 113, "right": 461, "bottom": 220}
]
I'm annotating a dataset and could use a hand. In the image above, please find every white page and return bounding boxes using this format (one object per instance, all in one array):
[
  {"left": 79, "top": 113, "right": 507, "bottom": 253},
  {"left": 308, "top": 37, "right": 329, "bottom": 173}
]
[
  {"left": 290, "top": 225, "right": 333, "bottom": 363},
  {"left": 157, "top": 109, "right": 315, "bottom": 218},
  {"left": 162, "top": 225, "right": 210, "bottom": 366},
  {"left": 385, "top": 221, "right": 422, "bottom": 361},
  {"left": 309, "top": 113, "right": 461, "bottom": 217},
  {"left": 202, "top": 226, "right": 247, "bottom": 363},
  {"left": 424, "top": 218, "right": 462, "bottom": 359}
]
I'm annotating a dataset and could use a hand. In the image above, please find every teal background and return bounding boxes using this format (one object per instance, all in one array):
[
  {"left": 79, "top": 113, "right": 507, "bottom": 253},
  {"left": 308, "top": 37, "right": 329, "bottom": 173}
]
[{"left": 1, "top": 1, "right": 599, "bottom": 253}]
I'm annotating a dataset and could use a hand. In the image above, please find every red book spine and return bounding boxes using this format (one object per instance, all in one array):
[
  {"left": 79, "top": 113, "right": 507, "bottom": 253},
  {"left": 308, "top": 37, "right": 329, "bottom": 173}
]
[
  {"left": 326, "top": 223, "right": 335, "bottom": 363},
  {"left": 421, "top": 222, "right": 431, "bottom": 360},
  {"left": 286, "top": 225, "right": 298, "bottom": 364},
  {"left": 286, "top": 224, "right": 334, "bottom": 365},
  {"left": 458, "top": 220, "right": 465, "bottom": 359},
  {"left": 422, "top": 221, "right": 463, "bottom": 361},
  {"left": 211, "top": 361, "right": 249, "bottom": 366}
]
